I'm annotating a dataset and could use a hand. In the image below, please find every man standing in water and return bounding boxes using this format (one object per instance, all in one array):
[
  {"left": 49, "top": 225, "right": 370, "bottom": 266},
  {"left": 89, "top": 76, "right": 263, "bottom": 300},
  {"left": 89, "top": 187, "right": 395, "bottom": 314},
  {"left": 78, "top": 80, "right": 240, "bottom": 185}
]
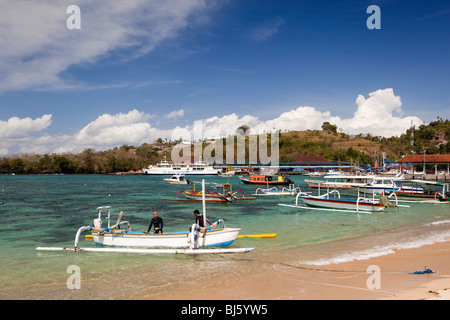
[
  {"left": 145, "top": 211, "right": 163, "bottom": 234},
  {"left": 193, "top": 209, "right": 211, "bottom": 228}
]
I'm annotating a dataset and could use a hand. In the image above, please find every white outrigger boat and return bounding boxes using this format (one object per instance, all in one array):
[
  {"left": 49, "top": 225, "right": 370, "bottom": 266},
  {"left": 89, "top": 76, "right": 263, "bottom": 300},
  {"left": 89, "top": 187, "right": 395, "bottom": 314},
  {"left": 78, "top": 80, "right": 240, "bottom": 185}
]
[
  {"left": 362, "top": 176, "right": 421, "bottom": 194},
  {"left": 298, "top": 191, "right": 386, "bottom": 212},
  {"left": 306, "top": 174, "right": 421, "bottom": 195},
  {"left": 279, "top": 186, "right": 406, "bottom": 213},
  {"left": 305, "top": 174, "right": 376, "bottom": 189},
  {"left": 384, "top": 180, "right": 450, "bottom": 203},
  {"left": 79, "top": 207, "right": 241, "bottom": 248},
  {"left": 36, "top": 180, "right": 254, "bottom": 254}
]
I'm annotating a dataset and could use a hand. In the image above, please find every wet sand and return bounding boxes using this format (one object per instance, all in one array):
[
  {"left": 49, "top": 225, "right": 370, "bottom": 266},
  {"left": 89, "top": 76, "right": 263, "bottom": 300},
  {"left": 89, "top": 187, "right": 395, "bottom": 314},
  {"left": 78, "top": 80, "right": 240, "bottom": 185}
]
[
  {"left": 137, "top": 240, "right": 450, "bottom": 300},
  {"left": 1, "top": 239, "right": 449, "bottom": 300}
]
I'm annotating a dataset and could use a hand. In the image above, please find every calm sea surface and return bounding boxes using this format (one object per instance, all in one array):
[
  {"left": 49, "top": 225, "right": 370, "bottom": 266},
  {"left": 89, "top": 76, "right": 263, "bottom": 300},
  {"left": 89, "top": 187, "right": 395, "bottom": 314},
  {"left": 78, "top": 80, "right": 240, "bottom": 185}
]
[{"left": 1, "top": 174, "right": 449, "bottom": 299}]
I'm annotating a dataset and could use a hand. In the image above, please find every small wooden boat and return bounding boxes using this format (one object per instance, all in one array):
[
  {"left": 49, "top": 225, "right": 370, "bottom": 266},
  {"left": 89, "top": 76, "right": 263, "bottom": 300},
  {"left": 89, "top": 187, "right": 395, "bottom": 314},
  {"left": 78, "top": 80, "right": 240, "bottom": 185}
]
[
  {"left": 219, "top": 165, "right": 235, "bottom": 176},
  {"left": 162, "top": 183, "right": 255, "bottom": 202},
  {"left": 163, "top": 174, "right": 191, "bottom": 185},
  {"left": 239, "top": 173, "right": 293, "bottom": 186},
  {"left": 384, "top": 180, "right": 449, "bottom": 203}
]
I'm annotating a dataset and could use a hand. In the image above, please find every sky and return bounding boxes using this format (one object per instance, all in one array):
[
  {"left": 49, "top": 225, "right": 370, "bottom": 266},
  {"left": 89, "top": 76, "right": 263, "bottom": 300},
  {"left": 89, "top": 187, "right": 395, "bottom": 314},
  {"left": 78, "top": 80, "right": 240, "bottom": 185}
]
[{"left": 0, "top": 0, "right": 449, "bottom": 156}]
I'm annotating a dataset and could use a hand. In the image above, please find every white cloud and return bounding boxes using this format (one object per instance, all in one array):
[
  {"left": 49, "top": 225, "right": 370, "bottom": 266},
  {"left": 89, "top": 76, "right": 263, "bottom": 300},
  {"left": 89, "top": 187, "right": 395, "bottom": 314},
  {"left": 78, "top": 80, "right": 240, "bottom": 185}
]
[
  {"left": 0, "top": 89, "right": 425, "bottom": 156},
  {"left": 0, "top": 114, "right": 52, "bottom": 139},
  {"left": 188, "top": 88, "right": 423, "bottom": 138},
  {"left": 254, "top": 107, "right": 341, "bottom": 133},
  {"left": 0, "top": 0, "right": 216, "bottom": 92},
  {"left": 0, "top": 114, "right": 52, "bottom": 156},
  {"left": 165, "top": 109, "right": 184, "bottom": 120},
  {"left": 246, "top": 16, "right": 285, "bottom": 42},
  {"left": 61, "top": 109, "right": 169, "bottom": 153},
  {"left": 337, "top": 88, "right": 423, "bottom": 136}
]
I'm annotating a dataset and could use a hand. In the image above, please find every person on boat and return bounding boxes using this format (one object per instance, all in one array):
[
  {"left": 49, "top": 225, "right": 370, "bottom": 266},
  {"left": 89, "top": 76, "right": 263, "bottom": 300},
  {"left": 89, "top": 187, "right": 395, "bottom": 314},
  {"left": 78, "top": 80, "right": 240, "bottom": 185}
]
[
  {"left": 145, "top": 211, "right": 163, "bottom": 234},
  {"left": 193, "top": 209, "right": 211, "bottom": 227}
]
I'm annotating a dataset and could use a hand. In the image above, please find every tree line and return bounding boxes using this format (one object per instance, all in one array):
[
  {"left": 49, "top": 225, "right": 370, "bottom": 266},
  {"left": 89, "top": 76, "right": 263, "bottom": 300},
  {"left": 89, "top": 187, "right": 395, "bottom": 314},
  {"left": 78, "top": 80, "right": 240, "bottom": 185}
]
[{"left": 0, "top": 144, "right": 161, "bottom": 174}]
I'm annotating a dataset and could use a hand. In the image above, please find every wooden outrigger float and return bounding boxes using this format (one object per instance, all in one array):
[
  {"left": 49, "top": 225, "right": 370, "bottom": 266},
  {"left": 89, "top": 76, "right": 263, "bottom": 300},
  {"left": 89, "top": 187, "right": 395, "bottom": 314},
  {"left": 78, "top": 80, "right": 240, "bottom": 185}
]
[
  {"left": 253, "top": 184, "right": 301, "bottom": 196},
  {"left": 36, "top": 180, "right": 254, "bottom": 255}
]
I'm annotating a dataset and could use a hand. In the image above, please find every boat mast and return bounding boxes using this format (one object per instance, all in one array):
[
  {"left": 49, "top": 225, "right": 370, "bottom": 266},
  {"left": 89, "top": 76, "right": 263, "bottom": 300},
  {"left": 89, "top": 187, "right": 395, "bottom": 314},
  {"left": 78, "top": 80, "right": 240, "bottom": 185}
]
[{"left": 202, "top": 179, "right": 206, "bottom": 226}]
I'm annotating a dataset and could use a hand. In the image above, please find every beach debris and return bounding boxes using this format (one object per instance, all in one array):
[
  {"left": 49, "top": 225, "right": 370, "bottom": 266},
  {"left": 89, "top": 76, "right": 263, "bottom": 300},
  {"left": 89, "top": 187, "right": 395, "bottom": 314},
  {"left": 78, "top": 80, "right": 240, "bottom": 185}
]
[{"left": 409, "top": 266, "right": 436, "bottom": 275}]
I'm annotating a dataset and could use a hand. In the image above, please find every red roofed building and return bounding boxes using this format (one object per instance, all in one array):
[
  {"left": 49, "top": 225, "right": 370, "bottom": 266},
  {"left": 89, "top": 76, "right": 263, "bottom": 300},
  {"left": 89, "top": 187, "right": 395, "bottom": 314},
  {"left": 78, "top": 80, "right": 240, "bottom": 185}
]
[
  {"left": 398, "top": 154, "right": 450, "bottom": 164},
  {"left": 398, "top": 154, "right": 450, "bottom": 174}
]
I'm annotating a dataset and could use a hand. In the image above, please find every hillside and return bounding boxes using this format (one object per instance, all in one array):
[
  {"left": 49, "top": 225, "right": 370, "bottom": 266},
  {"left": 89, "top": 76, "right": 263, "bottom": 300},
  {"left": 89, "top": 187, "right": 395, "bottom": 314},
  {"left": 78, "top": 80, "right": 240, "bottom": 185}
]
[{"left": 278, "top": 130, "right": 380, "bottom": 164}]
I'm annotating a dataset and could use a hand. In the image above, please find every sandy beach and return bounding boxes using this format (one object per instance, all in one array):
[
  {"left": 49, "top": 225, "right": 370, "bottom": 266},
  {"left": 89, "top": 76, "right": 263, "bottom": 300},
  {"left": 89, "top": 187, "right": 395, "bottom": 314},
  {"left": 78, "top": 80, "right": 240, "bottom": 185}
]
[
  {"left": 1, "top": 236, "right": 449, "bottom": 301},
  {"left": 137, "top": 240, "right": 450, "bottom": 300}
]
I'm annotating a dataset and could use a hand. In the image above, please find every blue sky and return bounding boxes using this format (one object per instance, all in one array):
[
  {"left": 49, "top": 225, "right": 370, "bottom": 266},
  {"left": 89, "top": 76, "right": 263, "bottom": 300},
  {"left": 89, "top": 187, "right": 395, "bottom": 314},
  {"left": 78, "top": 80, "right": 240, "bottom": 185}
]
[{"left": 0, "top": 0, "right": 449, "bottom": 155}]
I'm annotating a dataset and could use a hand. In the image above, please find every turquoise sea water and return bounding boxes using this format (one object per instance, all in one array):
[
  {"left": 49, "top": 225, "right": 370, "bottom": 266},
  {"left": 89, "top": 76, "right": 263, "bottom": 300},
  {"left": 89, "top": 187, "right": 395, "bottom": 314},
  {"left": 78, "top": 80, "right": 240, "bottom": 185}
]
[{"left": 0, "top": 174, "right": 449, "bottom": 299}]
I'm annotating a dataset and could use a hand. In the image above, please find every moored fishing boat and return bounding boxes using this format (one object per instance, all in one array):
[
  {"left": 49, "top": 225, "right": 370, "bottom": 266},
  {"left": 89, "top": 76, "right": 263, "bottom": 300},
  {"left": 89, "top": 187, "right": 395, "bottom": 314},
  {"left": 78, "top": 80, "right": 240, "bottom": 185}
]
[
  {"left": 279, "top": 187, "right": 393, "bottom": 213},
  {"left": 163, "top": 174, "right": 192, "bottom": 185},
  {"left": 240, "top": 174, "right": 293, "bottom": 185},
  {"left": 299, "top": 192, "right": 386, "bottom": 212},
  {"left": 239, "top": 167, "right": 293, "bottom": 186},
  {"left": 305, "top": 174, "right": 376, "bottom": 189},
  {"left": 36, "top": 180, "right": 254, "bottom": 254},
  {"left": 362, "top": 176, "right": 420, "bottom": 194},
  {"left": 384, "top": 180, "right": 450, "bottom": 203},
  {"left": 162, "top": 183, "right": 254, "bottom": 202}
]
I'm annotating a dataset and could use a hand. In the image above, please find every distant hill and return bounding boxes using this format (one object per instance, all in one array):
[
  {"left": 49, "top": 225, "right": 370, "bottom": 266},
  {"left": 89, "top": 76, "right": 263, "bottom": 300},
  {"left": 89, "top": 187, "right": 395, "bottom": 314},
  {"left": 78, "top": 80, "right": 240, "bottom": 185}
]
[
  {"left": 279, "top": 118, "right": 449, "bottom": 164},
  {"left": 278, "top": 130, "right": 379, "bottom": 164},
  {"left": 1, "top": 118, "right": 448, "bottom": 174}
]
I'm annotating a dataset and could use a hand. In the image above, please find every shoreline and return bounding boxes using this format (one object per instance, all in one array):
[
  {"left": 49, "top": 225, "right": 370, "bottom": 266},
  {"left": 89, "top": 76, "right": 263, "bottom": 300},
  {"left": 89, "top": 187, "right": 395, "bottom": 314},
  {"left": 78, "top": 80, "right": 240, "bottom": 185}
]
[
  {"left": 137, "top": 239, "right": 450, "bottom": 300},
  {"left": 1, "top": 237, "right": 449, "bottom": 300}
]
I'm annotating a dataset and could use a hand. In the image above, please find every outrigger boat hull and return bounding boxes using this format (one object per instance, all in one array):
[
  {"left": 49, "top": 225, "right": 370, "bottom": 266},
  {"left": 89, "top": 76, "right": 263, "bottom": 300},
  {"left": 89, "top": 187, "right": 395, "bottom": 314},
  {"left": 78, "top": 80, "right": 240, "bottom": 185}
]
[
  {"left": 300, "top": 196, "right": 386, "bottom": 212},
  {"left": 385, "top": 191, "right": 449, "bottom": 202},
  {"left": 92, "top": 228, "right": 241, "bottom": 248}
]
